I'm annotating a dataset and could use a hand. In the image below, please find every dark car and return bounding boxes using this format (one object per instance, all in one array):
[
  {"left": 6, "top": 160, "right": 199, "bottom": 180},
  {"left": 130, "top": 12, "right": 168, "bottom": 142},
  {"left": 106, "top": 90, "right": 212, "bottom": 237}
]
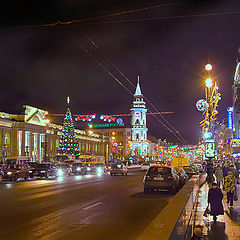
[
  {"left": 56, "top": 163, "right": 72, "bottom": 177},
  {"left": 29, "top": 162, "right": 57, "bottom": 178},
  {"left": 143, "top": 166, "right": 179, "bottom": 194},
  {"left": 71, "top": 163, "right": 86, "bottom": 175},
  {"left": 183, "top": 166, "right": 197, "bottom": 178},
  {"left": 2, "top": 164, "right": 29, "bottom": 181},
  {"left": 175, "top": 167, "right": 189, "bottom": 187},
  {"left": 110, "top": 163, "right": 128, "bottom": 176}
]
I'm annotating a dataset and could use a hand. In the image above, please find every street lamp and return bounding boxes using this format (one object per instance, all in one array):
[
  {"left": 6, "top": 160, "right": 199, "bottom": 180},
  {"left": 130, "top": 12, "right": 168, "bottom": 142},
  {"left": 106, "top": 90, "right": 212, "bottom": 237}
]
[
  {"left": 205, "top": 64, "right": 213, "bottom": 71},
  {"left": 43, "top": 119, "right": 50, "bottom": 162},
  {"left": 205, "top": 78, "right": 213, "bottom": 88}
]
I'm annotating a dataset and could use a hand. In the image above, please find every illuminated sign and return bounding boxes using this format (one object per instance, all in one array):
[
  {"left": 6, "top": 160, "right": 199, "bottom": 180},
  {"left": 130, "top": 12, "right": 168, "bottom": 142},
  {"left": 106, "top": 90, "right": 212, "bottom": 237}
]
[
  {"left": 230, "top": 139, "right": 240, "bottom": 148},
  {"left": 88, "top": 123, "right": 125, "bottom": 128},
  {"left": 227, "top": 107, "right": 233, "bottom": 129},
  {"left": 205, "top": 138, "right": 215, "bottom": 158}
]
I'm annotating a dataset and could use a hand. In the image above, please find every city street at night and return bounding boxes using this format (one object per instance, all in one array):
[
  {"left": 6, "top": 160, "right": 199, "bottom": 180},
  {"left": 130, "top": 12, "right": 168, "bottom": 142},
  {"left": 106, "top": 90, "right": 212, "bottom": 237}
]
[{"left": 0, "top": 169, "right": 172, "bottom": 240}]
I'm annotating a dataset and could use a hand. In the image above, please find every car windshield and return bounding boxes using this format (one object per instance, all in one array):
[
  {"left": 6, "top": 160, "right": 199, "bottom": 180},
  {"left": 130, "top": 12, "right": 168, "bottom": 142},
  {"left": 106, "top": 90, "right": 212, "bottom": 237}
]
[
  {"left": 58, "top": 164, "right": 69, "bottom": 169},
  {"left": 112, "top": 163, "right": 123, "bottom": 168},
  {"left": 37, "top": 164, "right": 51, "bottom": 169},
  {"left": 73, "top": 163, "right": 84, "bottom": 167},
  {"left": 4, "top": 165, "right": 19, "bottom": 170},
  {"left": 142, "top": 163, "right": 150, "bottom": 166},
  {"left": 148, "top": 167, "right": 171, "bottom": 175}
]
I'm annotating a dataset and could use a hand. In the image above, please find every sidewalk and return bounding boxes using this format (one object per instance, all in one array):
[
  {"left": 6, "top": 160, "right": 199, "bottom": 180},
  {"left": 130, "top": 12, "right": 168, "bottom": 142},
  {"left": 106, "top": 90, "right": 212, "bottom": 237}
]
[{"left": 194, "top": 183, "right": 240, "bottom": 240}]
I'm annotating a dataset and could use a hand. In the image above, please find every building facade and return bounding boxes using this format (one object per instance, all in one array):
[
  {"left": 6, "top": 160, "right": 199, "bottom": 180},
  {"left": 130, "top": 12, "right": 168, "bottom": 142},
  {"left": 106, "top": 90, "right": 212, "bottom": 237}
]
[
  {"left": 131, "top": 78, "right": 148, "bottom": 157},
  {"left": 0, "top": 105, "right": 109, "bottom": 163},
  {"left": 94, "top": 128, "right": 132, "bottom": 160},
  {"left": 233, "top": 60, "right": 240, "bottom": 138}
]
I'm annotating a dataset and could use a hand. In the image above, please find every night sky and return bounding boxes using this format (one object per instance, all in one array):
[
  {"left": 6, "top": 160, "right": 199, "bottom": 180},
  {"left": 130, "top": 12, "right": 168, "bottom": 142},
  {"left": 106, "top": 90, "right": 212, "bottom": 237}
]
[{"left": 0, "top": 0, "right": 240, "bottom": 144}]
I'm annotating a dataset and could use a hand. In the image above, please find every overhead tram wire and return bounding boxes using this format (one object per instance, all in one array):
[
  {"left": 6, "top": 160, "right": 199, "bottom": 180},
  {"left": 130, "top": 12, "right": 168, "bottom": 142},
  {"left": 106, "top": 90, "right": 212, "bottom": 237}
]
[
  {"left": 82, "top": 33, "right": 189, "bottom": 145},
  {"left": 0, "top": 2, "right": 180, "bottom": 30},
  {"left": 74, "top": 39, "right": 187, "bottom": 145},
  {"left": 83, "top": 11, "right": 240, "bottom": 25}
]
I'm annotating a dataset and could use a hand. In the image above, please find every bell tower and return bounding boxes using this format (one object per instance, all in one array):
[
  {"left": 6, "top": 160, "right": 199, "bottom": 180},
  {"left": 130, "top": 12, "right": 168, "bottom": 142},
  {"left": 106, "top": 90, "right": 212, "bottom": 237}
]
[{"left": 131, "top": 76, "right": 148, "bottom": 157}]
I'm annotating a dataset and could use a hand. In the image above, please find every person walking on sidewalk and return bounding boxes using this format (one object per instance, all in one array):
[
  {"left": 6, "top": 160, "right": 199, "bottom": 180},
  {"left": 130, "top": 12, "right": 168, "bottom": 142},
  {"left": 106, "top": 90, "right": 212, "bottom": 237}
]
[
  {"left": 224, "top": 171, "right": 237, "bottom": 206},
  {"left": 215, "top": 166, "right": 223, "bottom": 188},
  {"left": 208, "top": 182, "right": 224, "bottom": 221}
]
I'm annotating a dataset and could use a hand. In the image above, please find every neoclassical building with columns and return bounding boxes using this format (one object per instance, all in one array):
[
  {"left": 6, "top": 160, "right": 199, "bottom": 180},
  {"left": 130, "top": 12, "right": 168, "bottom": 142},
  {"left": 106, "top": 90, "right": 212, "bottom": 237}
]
[{"left": 0, "top": 105, "right": 109, "bottom": 163}]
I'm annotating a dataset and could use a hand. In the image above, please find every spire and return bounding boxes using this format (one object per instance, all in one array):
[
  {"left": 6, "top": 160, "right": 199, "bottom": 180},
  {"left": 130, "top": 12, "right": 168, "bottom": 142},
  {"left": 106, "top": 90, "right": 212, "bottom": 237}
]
[{"left": 134, "top": 76, "right": 143, "bottom": 97}]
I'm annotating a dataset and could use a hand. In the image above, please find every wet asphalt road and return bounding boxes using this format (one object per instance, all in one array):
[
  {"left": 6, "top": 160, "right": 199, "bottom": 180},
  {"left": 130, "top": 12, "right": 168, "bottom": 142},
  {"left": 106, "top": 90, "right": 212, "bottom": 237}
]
[{"left": 0, "top": 169, "right": 172, "bottom": 240}]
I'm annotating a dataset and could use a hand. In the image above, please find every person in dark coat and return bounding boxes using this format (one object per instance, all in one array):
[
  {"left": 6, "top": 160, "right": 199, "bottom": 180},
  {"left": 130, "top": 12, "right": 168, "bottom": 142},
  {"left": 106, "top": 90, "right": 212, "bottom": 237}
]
[{"left": 208, "top": 182, "right": 224, "bottom": 221}]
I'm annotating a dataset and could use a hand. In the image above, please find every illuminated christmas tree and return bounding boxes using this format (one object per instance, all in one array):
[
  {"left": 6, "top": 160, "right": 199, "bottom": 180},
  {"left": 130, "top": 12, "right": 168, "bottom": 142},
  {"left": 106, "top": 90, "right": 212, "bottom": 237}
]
[{"left": 58, "top": 106, "right": 80, "bottom": 157}]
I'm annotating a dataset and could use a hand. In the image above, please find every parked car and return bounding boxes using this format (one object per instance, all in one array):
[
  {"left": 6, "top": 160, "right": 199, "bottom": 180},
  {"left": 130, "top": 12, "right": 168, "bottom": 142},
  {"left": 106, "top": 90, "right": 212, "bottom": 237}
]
[
  {"left": 56, "top": 163, "right": 72, "bottom": 176},
  {"left": 183, "top": 166, "right": 197, "bottom": 178},
  {"left": 143, "top": 166, "right": 179, "bottom": 194},
  {"left": 141, "top": 162, "right": 150, "bottom": 171},
  {"left": 175, "top": 167, "right": 189, "bottom": 187},
  {"left": 29, "top": 162, "right": 58, "bottom": 178},
  {"left": 2, "top": 164, "right": 29, "bottom": 181},
  {"left": 110, "top": 163, "right": 128, "bottom": 176},
  {"left": 71, "top": 163, "right": 87, "bottom": 175}
]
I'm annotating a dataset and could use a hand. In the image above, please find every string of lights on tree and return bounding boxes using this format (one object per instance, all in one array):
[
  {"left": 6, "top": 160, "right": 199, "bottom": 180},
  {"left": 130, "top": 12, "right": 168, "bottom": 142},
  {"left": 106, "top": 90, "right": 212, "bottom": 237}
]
[{"left": 58, "top": 107, "right": 80, "bottom": 157}]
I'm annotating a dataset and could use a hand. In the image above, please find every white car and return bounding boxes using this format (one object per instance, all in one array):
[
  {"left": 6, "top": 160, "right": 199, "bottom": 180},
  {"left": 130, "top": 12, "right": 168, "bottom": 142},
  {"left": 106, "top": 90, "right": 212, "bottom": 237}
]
[{"left": 141, "top": 162, "right": 150, "bottom": 171}]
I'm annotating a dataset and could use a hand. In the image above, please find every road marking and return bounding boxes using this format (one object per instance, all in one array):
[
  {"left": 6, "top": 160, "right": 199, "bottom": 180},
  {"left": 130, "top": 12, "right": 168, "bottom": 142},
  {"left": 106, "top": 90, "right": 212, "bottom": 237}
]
[{"left": 83, "top": 201, "right": 102, "bottom": 210}]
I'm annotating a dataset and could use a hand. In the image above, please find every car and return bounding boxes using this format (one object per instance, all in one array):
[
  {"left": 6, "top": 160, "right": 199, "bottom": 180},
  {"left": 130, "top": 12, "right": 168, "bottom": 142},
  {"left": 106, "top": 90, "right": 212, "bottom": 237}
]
[
  {"left": 183, "top": 166, "right": 197, "bottom": 178},
  {"left": 110, "top": 163, "right": 128, "bottom": 176},
  {"left": 56, "top": 163, "right": 72, "bottom": 177},
  {"left": 141, "top": 162, "right": 150, "bottom": 171},
  {"left": 2, "top": 164, "right": 30, "bottom": 181},
  {"left": 71, "top": 163, "right": 87, "bottom": 175},
  {"left": 95, "top": 163, "right": 106, "bottom": 174},
  {"left": 29, "top": 162, "right": 58, "bottom": 178},
  {"left": 175, "top": 167, "right": 189, "bottom": 187},
  {"left": 143, "top": 166, "right": 180, "bottom": 194}
]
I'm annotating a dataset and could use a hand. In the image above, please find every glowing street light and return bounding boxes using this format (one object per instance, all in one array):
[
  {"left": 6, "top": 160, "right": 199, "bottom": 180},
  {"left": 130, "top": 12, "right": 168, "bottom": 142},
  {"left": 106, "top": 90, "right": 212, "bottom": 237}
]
[
  {"left": 205, "top": 78, "right": 213, "bottom": 88},
  {"left": 205, "top": 64, "right": 213, "bottom": 71}
]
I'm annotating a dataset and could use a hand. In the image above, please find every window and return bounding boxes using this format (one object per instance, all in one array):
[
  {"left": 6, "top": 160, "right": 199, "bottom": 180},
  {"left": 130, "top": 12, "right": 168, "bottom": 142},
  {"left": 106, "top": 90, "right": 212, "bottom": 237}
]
[
  {"left": 135, "top": 119, "right": 140, "bottom": 125},
  {"left": 136, "top": 134, "right": 139, "bottom": 140}
]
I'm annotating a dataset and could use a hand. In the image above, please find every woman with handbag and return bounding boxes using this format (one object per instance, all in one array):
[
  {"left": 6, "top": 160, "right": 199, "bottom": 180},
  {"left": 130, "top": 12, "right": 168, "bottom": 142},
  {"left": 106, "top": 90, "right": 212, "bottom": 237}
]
[{"left": 207, "top": 182, "right": 224, "bottom": 221}]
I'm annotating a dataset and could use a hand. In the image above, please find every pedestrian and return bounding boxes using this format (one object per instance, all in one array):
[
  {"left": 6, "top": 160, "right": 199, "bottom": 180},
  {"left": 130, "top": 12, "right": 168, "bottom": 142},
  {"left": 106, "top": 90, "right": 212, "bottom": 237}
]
[
  {"left": 206, "top": 160, "right": 214, "bottom": 187},
  {"left": 214, "top": 166, "right": 223, "bottom": 188},
  {"left": 208, "top": 182, "right": 224, "bottom": 221},
  {"left": 222, "top": 163, "right": 229, "bottom": 178},
  {"left": 224, "top": 171, "right": 237, "bottom": 206},
  {"left": 229, "top": 164, "right": 239, "bottom": 182},
  {"left": 191, "top": 227, "right": 203, "bottom": 240}
]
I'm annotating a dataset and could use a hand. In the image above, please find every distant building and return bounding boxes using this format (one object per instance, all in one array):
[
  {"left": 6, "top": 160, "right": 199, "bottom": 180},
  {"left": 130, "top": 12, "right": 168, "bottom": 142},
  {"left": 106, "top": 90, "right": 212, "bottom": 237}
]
[
  {"left": 0, "top": 105, "right": 108, "bottom": 163},
  {"left": 131, "top": 78, "right": 148, "bottom": 157},
  {"left": 94, "top": 128, "right": 132, "bottom": 160}
]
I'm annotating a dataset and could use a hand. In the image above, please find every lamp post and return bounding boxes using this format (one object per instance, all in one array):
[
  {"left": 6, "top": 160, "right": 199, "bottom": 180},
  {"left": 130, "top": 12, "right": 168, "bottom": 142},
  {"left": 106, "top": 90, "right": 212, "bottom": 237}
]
[{"left": 43, "top": 119, "right": 50, "bottom": 162}]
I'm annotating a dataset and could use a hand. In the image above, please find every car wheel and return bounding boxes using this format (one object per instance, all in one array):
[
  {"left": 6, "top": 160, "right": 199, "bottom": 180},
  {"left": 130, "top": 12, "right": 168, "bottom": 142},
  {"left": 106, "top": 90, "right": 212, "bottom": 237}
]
[
  {"left": 45, "top": 172, "right": 49, "bottom": 179},
  {"left": 144, "top": 187, "right": 150, "bottom": 193},
  {"left": 24, "top": 174, "right": 29, "bottom": 181},
  {"left": 13, "top": 174, "right": 18, "bottom": 182},
  {"left": 30, "top": 174, "right": 33, "bottom": 178},
  {"left": 125, "top": 172, "right": 127, "bottom": 176},
  {"left": 169, "top": 185, "right": 176, "bottom": 194}
]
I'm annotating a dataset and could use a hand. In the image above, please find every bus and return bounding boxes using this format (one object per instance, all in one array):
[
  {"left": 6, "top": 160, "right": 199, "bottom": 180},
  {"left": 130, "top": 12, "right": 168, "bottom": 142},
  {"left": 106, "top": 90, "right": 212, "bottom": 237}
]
[{"left": 79, "top": 155, "right": 104, "bottom": 164}]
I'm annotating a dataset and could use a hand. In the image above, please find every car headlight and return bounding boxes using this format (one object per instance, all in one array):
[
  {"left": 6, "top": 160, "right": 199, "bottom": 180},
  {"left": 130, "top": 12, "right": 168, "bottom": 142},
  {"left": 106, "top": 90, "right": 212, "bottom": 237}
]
[
  {"left": 29, "top": 170, "right": 32, "bottom": 173},
  {"left": 40, "top": 171, "right": 46, "bottom": 173},
  {"left": 87, "top": 167, "right": 91, "bottom": 171},
  {"left": 57, "top": 169, "right": 64, "bottom": 176},
  {"left": 7, "top": 172, "right": 12, "bottom": 175},
  {"left": 96, "top": 167, "right": 103, "bottom": 174},
  {"left": 77, "top": 167, "right": 81, "bottom": 171}
]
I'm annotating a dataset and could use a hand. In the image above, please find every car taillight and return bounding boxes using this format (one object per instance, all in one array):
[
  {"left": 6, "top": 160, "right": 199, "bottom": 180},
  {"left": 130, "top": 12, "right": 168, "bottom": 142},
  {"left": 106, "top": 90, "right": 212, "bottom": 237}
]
[
  {"left": 145, "top": 175, "right": 151, "bottom": 179},
  {"left": 168, "top": 175, "right": 174, "bottom": 180}
]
